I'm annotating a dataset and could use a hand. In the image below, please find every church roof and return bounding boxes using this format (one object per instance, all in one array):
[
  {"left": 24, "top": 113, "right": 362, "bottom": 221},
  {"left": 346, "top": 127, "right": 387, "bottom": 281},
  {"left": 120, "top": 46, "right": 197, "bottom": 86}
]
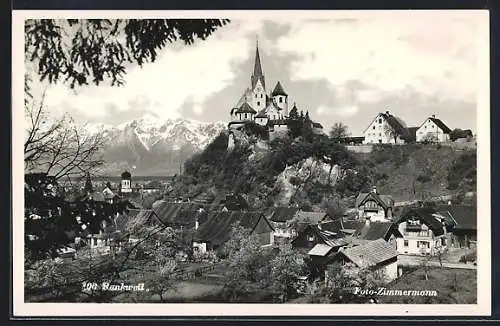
[
  {"left": 428, "top": 117, "right": 452, "bottom": 134},
  {"left": 251, "top": 42, "right": 266, "bottom": 90},
  {"left": 235, "top": 102, "right": 257, "bottom": 114},
  {"left": 271, "top": 81, "right": 288, "bottom": 96}
]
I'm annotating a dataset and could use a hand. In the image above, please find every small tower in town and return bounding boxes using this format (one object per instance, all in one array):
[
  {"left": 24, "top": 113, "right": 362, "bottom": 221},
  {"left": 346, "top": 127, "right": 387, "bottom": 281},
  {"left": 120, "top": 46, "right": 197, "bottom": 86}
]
[
  {"left": 84, "top": 172, "right": 93, "bottom": 194},
  {"left": 120, "top": 170, "right": 132, "bottom": 194}
]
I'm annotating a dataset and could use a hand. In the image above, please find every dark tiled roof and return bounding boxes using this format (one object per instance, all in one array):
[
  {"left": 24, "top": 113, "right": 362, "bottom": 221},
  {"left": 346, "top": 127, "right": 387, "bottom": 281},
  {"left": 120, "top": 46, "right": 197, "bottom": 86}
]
[
  {"left": 269, "top": 207, "right": 300, "bottom": 222},
  {"left": 355, "top": 221, "right": 394, "bottom": 240},
  {"left": 336, "top": 239, "right": 398, "bottom": 268},
  {"left": 235, "top": 102, "right": 257, "bottom": 114},
  {"left": 294, "top": 211, "right": 328, "bottom": 225},
  {"left": 176, "top": 210, "right": 211, "bottom": 228},
  {"left": 429, "top": 117, "right": 452, "bottom": 134},
  {"left": 268, "top": 119, "right": 289, "bottom": 126},
  {"left": 312, "top": 122, "right": 323, "bottom": 129},
  {"left": 153, "top": 201, "right": 206, "bottom": 227},
  {"left": 396, "top": 207, "right": 447, "bottom": 236},
  {"left": 271, "top": 81, "right": 288, "bottom": 96},
  {"left": 193, "top": 211, "right": 272, "bottom": 248},
  {"left": 321, "top": 219, "right": 365, "bottom": 236},
  {"left": 435, "top": 205, "right": 476, "bottom": 230},
  {"left": 356, "top": 192, "right": 394, "bottom": 209},
  {"left": 380, "top": 113, "right": 408, "bottom": 137}
]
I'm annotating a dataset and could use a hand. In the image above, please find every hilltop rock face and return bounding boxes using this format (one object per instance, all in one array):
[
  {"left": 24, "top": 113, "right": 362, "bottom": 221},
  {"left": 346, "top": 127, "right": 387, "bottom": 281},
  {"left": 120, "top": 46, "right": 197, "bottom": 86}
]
[{"left": 273, "top": 157, "right": 341, "bottom": 206}]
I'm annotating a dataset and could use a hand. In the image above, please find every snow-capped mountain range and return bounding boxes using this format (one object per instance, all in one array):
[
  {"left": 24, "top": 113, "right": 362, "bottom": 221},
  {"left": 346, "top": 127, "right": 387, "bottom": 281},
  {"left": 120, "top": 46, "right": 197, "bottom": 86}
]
[{"left": 85, "top": 115, "right": 226, "bottom": 176}]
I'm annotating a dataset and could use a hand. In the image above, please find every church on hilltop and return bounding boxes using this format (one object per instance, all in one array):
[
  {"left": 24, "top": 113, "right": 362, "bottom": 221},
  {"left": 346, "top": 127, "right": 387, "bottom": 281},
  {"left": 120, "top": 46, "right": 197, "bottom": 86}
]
[{"left": 228, "top": 40, "right": 324, "bottom": 137}]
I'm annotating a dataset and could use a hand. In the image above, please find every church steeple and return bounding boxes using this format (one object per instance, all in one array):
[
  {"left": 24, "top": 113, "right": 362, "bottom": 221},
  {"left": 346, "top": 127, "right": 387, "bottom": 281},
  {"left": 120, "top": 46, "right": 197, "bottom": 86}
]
[{"left": 251, "top": 38, "right": 265, "bottom": 90}]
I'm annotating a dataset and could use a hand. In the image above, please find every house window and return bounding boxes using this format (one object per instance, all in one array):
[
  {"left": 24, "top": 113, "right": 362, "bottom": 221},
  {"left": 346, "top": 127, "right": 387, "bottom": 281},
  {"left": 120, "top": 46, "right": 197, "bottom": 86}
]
[
  {"left": 378, "top": 119, "right": 382, "bottom": 124},
  {"left": 261, "top": 94, "right": 263, "bottom": 98},
  {"left": 441, "top": 238, "right": 446, "bottom": 246},
  {"left": 257, "top": 101, "right": 260, "bottom": 106},
  {"left": 404, "top": 240, "right": 409, "bottom": 247},
  {"left": 279, "top": 97, "right": 283, "bottom": 103},
  {"left": 307, "top": 235, "right": 315, "bottom": 242},
  {"left": 245, "top": 113, "right": 247, "bottom": 119},
  {"left": 372, "top": 126, "right": 375, "bottom": 130},
  {"left": 379, "top": 133, "right": 381, "bottom": 136}
]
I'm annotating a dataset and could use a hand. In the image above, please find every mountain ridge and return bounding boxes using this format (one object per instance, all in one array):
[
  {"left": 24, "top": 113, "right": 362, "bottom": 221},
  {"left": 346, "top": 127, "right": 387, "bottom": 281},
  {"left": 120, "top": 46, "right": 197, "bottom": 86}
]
[{"left": 84, "top": 116, "right": 227, "bottom": 176}]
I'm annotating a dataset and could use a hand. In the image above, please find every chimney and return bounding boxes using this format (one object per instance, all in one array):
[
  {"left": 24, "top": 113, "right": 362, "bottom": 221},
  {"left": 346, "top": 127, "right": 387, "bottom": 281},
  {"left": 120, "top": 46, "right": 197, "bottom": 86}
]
[
  {"left": 432, "top": 114, "right": 436, "bottom": 118},
  {"left": 385, "top": 110, "right": 390, "bottom": 115},
  {"left": 372, "top": 186, "right": 377, "bottom": 194}
]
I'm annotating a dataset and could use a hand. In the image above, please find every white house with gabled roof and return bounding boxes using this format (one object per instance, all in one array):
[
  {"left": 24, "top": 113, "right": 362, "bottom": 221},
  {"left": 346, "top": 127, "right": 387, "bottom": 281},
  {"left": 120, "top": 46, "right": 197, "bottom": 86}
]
[
  {"left": 415, "top": 115, "right": 452, "bottom": 143},
  {"left": 362, "top": 111, "right": 408, "bottom": 145}
]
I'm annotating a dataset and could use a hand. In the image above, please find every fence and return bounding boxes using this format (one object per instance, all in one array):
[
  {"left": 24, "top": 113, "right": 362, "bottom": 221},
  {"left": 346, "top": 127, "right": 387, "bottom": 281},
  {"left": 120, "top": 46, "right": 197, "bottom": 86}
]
[{"left": 171, "top": 262, "right": 225, "bottom": 281}]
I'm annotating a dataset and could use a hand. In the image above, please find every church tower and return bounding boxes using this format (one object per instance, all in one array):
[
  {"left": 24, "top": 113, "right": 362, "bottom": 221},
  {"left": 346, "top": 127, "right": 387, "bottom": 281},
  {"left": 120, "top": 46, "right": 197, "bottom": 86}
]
[
  {"left": 251, "top": 39, "right": 266, "bottom": 112},
  {"left": 271, "top": 81, "right": 288, "bottom": 117}
]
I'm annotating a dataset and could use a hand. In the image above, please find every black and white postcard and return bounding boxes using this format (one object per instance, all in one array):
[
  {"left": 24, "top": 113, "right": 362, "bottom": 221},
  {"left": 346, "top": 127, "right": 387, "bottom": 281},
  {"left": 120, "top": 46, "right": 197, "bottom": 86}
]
[{"left": 12, "top": 10, "right": 491, "bottom": 317}]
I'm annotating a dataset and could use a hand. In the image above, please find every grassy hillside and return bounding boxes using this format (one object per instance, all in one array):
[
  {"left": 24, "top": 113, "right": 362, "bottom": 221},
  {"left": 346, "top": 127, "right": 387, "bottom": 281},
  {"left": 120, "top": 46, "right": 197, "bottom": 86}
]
[
  {"left": 167, "top": 131, "right": 476, "bottom": 211},
  {"left": 355, "top": 144, "right": 476, "bottom": 202}
]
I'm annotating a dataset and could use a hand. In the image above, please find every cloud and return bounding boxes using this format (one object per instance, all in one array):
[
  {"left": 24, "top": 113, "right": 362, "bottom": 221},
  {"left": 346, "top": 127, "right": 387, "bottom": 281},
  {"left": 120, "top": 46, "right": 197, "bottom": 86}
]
[
  {"left": 275, "top": 12, "right": 482, "bottom": 103},
  {"left": 317, "top": 104, "right": 359, "bottom": 118},
  {"left": 39, "top": 19, "right": 266, "bottom": 124}
]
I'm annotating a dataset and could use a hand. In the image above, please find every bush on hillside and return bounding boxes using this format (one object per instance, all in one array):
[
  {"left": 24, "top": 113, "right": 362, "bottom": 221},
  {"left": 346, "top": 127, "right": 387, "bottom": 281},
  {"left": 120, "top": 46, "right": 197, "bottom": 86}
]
[{"left": 447, "top": 152, "right": 476, "bottom": 190}]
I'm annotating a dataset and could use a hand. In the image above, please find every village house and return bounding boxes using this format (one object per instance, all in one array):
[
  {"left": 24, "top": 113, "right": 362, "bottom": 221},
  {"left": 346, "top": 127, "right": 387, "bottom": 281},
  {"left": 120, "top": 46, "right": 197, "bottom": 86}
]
[
  {"left": 268, "top": 207, "right": 300, "bottom": 239},
  {"left": 394, "top": 207, "right": 450, "bottom": 256},
  {"left": 362, "top": 111, "right": 409, "bottom": 145},
  {"left": 415, "top": 115, "right": 452, "bottom": 143},
  {"left": 353, "top": 220, "right": 402, "bottom": 250},
  {"left": 448, "top": 206, "right": 477, "bottom": 249},
  {"left": 269, "top": 207, "right": 330, "bottom": 240},
  {"left": 434, "top": 205, "right": 477, "bottom": 249},
  {"left": 325, "top": 238, "right": 399, "bottom": 281},
  {"left": 355, "top": 186, "right": 395, "bottom": 222},
  {"left": 291, "top": 220, "right": 348, "bottom": 253},
  {"left": 192, "top": 211, "right": 275, "bottom": 254}
]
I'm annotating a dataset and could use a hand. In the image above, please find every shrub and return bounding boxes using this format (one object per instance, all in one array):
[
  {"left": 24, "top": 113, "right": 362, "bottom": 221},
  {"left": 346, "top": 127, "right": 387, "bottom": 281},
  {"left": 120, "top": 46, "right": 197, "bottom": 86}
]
[
  {"left": 459, "top": 252, "right": 476, "bottom": 263},
  {"left": 447, "top": 152, "right": 476, "bottom": 190}
]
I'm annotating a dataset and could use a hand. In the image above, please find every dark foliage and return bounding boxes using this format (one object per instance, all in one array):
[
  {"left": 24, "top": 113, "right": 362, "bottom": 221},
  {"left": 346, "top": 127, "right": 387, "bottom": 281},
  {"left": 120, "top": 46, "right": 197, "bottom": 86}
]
[
  {"left": 25, "top": 19, "right": 230, "bottom": 88},
  {"left": 447, "top": 152, "right": 476, "bottom": 190},
  {"left": 241, "top": 121, "right": 269, "bottom": 140},
  {"left": 450, "top": 128, "right": 474, "bottom": 142},
  {"left": 25, "top": 173, "right": 130, "bottom": 260}
]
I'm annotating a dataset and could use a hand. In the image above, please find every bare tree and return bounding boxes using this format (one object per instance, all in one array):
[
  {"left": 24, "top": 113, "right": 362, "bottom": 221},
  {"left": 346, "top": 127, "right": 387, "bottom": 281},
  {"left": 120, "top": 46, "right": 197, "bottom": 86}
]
[
  {"left": 329, "top": 122, "right": 350, "bottom": 143},
  {"left": 24, "top": 91, "right": 105, "bottom": 182},
  {"left": 383, "top": 124, "right": 402, "bottom": 145}
]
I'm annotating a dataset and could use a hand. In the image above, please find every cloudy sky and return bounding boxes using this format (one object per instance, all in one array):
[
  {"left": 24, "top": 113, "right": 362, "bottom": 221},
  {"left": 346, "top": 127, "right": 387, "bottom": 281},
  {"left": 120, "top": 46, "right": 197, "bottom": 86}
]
[{"left": 32, "top": 11, "right": 487, "bottom": 135}]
